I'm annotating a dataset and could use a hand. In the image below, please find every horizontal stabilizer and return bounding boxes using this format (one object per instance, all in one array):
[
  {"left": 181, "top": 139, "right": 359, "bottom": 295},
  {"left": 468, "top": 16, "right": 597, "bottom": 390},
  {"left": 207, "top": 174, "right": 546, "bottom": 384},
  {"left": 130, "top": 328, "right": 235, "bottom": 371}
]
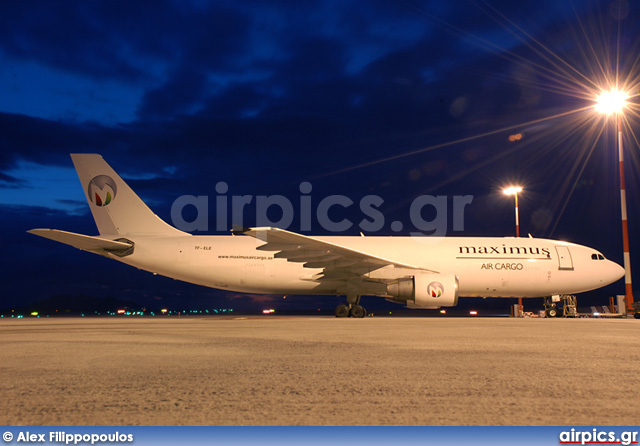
[{"left": 28, "top": 229, "right": 133, "bottom": 256}]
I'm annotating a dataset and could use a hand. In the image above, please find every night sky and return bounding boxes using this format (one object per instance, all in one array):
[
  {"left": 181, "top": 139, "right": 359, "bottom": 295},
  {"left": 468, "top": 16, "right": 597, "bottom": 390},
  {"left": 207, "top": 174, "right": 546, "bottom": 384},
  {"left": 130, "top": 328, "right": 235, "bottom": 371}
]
[{"left": 1, "top": 0, "right": 639, "bottom": 313}]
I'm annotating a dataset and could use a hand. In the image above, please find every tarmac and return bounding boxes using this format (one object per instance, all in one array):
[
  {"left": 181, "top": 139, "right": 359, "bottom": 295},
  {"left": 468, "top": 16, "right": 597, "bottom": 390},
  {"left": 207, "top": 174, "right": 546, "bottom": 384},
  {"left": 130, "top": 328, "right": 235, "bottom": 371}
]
[{"left": 1, "top": 316, "right": 639, "bottom": 426}]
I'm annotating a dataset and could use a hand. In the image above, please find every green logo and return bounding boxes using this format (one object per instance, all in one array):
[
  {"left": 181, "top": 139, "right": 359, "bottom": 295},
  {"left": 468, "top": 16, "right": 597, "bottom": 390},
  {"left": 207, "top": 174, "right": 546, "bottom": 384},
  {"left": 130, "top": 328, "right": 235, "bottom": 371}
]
[
  {"left": 88, "top": 175, "right": 117, "bottom": 206},
  {"left": 428, "top": 281, "right": 444, "bottom": 298}
]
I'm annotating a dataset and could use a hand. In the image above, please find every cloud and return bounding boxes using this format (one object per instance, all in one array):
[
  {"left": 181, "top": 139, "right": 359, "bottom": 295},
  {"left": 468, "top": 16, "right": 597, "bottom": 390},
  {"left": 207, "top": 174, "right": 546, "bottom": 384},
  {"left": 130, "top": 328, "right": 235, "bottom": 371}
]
[
  {"left": 138, "top": 67, "right": 209, "bottom": 118},
  {"left": 0, "top": 2, "right": 149, "bottom": 83}
]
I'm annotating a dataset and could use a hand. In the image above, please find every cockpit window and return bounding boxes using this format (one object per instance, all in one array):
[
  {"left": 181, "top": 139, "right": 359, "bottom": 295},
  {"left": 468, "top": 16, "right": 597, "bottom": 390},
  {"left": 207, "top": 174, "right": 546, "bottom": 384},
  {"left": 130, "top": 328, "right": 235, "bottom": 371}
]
[
  {"left": 592, "top": 253, "right": 605, "bottom": 260},
  {"left": 598, "top": 254, "right": 605, "bottom": 260}
]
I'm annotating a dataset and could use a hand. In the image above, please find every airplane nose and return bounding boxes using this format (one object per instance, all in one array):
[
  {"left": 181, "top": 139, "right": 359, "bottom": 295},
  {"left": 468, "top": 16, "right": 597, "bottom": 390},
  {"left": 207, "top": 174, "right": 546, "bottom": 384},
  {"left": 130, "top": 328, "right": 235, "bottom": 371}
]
[
  {"left": 614, "top": 262, "right": 625, "bottom": 280},
  {"left": 608, "top": 261, "right": 625, "bottom": 283}
]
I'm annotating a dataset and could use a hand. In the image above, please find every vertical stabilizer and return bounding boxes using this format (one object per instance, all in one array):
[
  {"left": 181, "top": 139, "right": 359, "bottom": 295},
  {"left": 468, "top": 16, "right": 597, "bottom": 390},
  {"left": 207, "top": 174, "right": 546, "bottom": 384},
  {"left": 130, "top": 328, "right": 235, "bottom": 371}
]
[{"left": 71, "top": 154, "right": 185, "bottom": 236}]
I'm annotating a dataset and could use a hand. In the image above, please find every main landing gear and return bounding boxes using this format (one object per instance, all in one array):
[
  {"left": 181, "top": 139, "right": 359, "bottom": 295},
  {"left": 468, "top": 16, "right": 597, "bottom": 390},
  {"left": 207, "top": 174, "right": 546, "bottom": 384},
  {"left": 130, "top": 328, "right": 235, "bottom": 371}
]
[{"left": 335, "top": 295, "right": 366, "bottom": 318}]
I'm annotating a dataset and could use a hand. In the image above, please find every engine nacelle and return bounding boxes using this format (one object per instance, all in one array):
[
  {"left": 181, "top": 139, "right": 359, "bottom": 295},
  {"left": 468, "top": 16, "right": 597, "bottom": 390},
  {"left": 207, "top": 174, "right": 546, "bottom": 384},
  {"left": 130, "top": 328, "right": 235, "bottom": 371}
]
[{"left": 386, "top": 273, "right": 459, "bottom": 309}]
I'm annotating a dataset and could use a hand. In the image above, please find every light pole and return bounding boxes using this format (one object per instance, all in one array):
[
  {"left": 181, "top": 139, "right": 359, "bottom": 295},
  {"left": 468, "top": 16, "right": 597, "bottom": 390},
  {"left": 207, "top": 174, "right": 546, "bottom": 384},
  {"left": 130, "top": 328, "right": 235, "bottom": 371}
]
[
  {"left": 503, "top": 186, "right": 523, "bottom": 314},
  {"left": 503, "top": 186, "right": 523, "bottom": 238},
  {"left": 596, "top": 90, "right": 634, "bottom": 313}
]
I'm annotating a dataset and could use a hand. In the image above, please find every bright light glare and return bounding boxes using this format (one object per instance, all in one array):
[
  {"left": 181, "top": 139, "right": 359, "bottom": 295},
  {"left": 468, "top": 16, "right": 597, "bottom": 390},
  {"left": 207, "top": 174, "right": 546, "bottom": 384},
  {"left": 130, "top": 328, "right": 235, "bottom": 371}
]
[
  {"left": 595, "top": 90, "right": 629, "bottom": 115},
  {"left": 503, "top": 186, "right": 523, "bottom": 195}
]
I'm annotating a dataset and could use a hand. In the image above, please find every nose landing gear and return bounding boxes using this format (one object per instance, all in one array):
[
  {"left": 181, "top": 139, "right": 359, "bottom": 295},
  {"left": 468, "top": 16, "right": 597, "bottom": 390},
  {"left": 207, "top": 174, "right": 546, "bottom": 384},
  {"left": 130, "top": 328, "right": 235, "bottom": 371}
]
[{"left": 543, "top": 295, "right": 577, "bottom": 318}]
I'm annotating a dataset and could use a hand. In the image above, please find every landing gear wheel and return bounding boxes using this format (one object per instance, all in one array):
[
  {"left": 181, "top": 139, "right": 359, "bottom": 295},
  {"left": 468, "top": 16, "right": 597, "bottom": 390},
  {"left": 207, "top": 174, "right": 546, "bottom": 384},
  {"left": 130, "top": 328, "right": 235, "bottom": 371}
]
[
  {"left": 350, "top": 305, "right": 366, "bottom": 318},
  {"left": 547, "top": 308, "right": 558, "bottom": 318},
  {"left": 634, "top": 312, "right": 640, "bottom": 320},
  {"left": 335, "top": 305, "right": 350, "bottom": 318}
]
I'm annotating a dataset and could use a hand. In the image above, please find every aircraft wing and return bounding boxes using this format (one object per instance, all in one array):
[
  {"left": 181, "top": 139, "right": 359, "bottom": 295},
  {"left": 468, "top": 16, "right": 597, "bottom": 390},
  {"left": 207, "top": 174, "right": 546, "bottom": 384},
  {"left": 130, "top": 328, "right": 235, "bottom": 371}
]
[
  {"left": 28, "top": 229, "right": 133, "bottom": 256},
  {"left": 234, "top": 226, "right": 438, "bottom": 282}
]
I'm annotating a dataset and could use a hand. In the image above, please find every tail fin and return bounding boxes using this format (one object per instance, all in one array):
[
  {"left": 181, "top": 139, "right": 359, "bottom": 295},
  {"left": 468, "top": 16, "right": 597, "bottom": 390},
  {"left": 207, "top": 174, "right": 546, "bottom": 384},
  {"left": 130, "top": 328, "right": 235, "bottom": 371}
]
[{"left": 71, "top": 154, "right": 185, "bottom": 236}]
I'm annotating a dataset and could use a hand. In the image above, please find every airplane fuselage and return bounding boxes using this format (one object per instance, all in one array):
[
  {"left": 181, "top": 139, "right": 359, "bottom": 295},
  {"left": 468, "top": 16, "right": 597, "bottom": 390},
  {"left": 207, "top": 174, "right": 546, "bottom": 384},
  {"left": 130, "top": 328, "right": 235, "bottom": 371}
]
[{"left": 114, "top": 234, "right": 623, "bottom": 298}]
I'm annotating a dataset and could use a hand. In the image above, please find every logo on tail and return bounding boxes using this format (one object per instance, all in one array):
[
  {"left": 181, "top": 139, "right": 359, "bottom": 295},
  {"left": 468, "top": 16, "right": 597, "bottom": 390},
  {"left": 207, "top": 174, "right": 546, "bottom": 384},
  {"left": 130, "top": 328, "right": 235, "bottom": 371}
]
[
  {"left": 88, "top": 175, "right": 117, "bottom": 207},
  {"left": 427, "top": 281, "right": 444, "bottom": 298}
]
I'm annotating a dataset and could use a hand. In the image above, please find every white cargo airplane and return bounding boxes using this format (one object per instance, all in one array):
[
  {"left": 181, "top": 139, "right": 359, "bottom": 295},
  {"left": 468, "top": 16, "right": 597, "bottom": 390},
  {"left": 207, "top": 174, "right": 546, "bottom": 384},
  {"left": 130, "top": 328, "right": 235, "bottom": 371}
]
[{"left": 29, "top": 154, "right": 625, "bottom": 317}]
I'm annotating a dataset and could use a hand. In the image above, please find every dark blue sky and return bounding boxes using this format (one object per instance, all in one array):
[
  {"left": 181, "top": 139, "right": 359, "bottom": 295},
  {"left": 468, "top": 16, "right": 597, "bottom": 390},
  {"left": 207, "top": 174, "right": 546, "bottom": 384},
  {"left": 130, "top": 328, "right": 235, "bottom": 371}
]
[{"left": 1, "top": 0, "right": 639, "bottom": 311}]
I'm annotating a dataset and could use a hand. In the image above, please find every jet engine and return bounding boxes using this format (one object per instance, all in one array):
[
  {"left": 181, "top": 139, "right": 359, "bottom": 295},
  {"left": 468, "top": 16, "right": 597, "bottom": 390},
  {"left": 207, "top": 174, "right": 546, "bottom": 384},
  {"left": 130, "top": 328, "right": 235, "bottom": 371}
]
[{"left": 386, "top": 273, "right": 459, "bottom": 309}]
